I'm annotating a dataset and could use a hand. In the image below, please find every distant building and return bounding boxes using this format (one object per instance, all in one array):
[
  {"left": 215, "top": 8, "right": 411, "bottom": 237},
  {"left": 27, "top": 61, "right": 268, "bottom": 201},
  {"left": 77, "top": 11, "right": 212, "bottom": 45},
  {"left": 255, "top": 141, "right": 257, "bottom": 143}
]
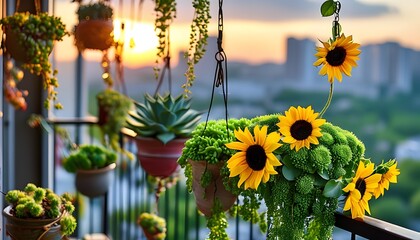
[
  {"left": 282, "top": 37, "right": 416, "bottom": 97},
  {"left": 356, "top": 42, "right": 413, "bottom": 96},
  {"left": 284, "top": 37, "right": 318, "bottom": 84}
]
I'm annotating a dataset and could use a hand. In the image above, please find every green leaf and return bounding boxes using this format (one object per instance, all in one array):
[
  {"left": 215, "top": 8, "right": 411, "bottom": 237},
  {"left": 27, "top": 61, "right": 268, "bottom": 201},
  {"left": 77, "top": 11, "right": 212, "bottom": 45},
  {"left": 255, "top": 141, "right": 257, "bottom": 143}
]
[
  {"left": 157, "top": 132, "right": 176, "bottom": 145},
  {"left": 321, "top": 0, "right": 336, "bottom": 17},
  {"left": 323, "top": 179, "right": 344, "bottom": 198},
  {"left": 282, "top": 165, "right": 301, "bottom": 181},
  {"left": 318, "top": 170, "right": 330, "bottom": 180}
]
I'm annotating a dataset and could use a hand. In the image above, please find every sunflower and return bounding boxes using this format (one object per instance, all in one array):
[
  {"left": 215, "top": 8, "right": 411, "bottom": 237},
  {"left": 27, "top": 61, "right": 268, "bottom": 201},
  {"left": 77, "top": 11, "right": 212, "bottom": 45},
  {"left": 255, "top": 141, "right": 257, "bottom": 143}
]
[
  {"left": 313, "top": 34, "right": 361, "bottom": 83},
  {"left": 226, "top": 125, "right": 282, "bottom": 190},
  {"left": 373, "top": 161, "right": 400, "bottom": 199},
  {"left": 277, "top": 106, "right": 326, "bottom": 151},
  {"left": 342, "top": 161, "right": 382, "bottom": 219}
]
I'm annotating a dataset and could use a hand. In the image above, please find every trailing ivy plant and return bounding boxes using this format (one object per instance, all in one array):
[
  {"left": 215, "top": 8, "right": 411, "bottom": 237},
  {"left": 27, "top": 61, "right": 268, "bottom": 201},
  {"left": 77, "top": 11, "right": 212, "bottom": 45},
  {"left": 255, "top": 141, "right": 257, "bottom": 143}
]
[
  {"left": 183, "top": 0, "right": 211, "bottom": 97},
  {"left": 153, "top": 0, "right": 177, "bottom": 77},
  {"left": 0, "top": 12, "right": 68, "bottom": 109}
]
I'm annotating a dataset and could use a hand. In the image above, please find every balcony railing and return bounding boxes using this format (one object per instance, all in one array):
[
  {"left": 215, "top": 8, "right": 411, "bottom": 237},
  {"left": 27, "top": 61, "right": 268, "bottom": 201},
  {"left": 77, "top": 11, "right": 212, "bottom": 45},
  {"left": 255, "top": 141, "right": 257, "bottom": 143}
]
[{"left": 46, "top": 118, "right": 420, "bottom": 240}]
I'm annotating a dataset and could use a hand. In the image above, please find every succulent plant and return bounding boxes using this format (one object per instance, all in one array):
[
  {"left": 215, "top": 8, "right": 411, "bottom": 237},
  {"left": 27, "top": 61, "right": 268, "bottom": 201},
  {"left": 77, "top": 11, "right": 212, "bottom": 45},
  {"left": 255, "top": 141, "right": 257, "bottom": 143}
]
[
  {"left": 76, "top": 1, "right": 113, "bottom": 21},
  {"left": 97, "top": 89, "right": 133, "bottom": 159},
  {"left": 0, "top": 12, "right": 68, "bottom": 109},
  {"left": 62, "top": 144, "right": 117, "bottom": 173},
  {"left": 4, "top": 183, "right": 77, "bottom": 236},
  {"left": 126, "top": 93, "right": 202, "bottom": 145},
  {"left": 138, "top": 212, "right": 166, "bottom": 240}
]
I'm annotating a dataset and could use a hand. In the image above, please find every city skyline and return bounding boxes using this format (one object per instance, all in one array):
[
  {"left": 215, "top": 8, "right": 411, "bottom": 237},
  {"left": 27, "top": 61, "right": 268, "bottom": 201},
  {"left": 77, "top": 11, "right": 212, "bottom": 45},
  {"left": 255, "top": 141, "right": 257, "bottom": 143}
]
[{"left": 54, "top": 0, "right": 420, "bottom": 67}]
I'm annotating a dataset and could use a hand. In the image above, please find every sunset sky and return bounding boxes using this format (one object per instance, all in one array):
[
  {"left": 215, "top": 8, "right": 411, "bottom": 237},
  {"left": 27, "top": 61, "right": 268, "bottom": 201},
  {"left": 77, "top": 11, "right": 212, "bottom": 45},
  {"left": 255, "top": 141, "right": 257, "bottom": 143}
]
[{"left": 54, "top": 0, "right": 420, "bottom": 68}]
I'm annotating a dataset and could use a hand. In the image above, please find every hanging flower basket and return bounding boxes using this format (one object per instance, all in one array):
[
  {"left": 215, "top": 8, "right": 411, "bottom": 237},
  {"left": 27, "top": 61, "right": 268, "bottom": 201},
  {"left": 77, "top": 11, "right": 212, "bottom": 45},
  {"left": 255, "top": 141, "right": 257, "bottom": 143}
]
[
  {"left": 189, "top": 160, "right": 237, "bottom": 217},
  {"left": 74, "top": 19, "right": 114, "bottom": 51},
  {"left": 75, "top": 163, "right": 116, "bottom": 198},
  {"left": 3, "top": 205, "right": 65, "bottom": 240},
  {"left": 134, "top": 137, "right": 186, "bottom": 178}
]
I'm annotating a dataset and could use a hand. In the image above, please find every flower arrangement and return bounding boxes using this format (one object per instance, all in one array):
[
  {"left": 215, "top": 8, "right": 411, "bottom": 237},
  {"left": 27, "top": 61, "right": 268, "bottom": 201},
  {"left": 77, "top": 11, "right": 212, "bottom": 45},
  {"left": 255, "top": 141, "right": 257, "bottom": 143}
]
[
  {"left": 178, "top": 1, "right": 401, "bottom": 239},
  {"left": 0, "top": 11, "right": 68, "bottom": 109}
]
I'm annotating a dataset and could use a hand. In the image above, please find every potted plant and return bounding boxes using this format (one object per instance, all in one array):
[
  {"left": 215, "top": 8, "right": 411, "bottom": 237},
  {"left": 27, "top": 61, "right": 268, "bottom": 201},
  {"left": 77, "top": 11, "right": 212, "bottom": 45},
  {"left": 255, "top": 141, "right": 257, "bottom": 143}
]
[
  {"left": 96, "top": 88, "right": 133, "bottom": 159},
  {"left": 2, "top": 183, "right": 77, "bottom": 240},
  {"left": 178, "top": 118, "right": 263, "bottom": 239},
  {"left": 125, "top": 93, "right": 202, "bottom": 178},
  {"left": 73, "top": 0, "right": 114, "bottom": 51},
  {"left": 217, "top": 2, "right": 400, "bottom": 239},
  {"left": 0, "top": 11, "right": 68, "bottom": 109},
  {"left": 62, "top": 144, "right": 117, "bottom": 198},
  {"left": 137, "top": 212, "right": 166, "bottom": 240}
]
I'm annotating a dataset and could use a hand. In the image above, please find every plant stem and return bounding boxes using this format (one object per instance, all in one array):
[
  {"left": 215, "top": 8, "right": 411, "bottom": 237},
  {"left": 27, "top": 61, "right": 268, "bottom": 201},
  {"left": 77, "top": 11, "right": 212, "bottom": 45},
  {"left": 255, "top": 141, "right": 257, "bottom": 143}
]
[{"left": 319, "top": 83, "right": 334, "bottom": 118}]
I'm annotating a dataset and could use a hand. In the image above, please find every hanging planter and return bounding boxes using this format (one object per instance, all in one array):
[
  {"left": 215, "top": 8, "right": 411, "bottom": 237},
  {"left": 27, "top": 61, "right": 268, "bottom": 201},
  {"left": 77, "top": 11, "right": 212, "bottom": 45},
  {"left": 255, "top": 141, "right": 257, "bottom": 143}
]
[
  {"left": 0, "top": 12, "right": 68, "bottom": 109},
  {"left": 96, "top": 89, "right": 133, "bottom": 159},
  {"left": 73, "top": 1, "right": 114, "bottom": 51},
  {"left": 2, "top": 183, "right": 77, "bottom": 240},
  {"left": 75, "top": 163, "right": 116, "bottom": 198},
  {"left": 189, "top": 160, "right": 237, "bottom": 216},
  {"left": 3, "top": 206, "right": 64, "bottom": 240},
  {"left": 134, "top": 137, "right": 186, "bottom": 178},
  {"left": 74, "top": 19, "right": 114, "bottom": 51},
  {"left": 63, "top": 145, "right": 117, "bottom": 198},
  {"left": 125, "top": 93, "right": 201, "bottom": 177}
]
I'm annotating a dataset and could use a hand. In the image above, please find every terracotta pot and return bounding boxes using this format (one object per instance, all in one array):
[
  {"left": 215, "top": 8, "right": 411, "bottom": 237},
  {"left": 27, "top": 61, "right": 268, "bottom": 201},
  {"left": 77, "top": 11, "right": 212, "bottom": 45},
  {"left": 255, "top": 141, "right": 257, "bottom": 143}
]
[
  {"left": 2, "top": 205, "right": 64, "bottom": 240},
  {"left": 74, "top": 20, "right": 114, "bottom": 51},
  {"left": 134, "top": 137, "right": 186, "bottom": 178},
  {"left": 5, "top": 28, "right": 52, "bottom": 63},
  {"left": 75, "top": 163, "right": 116, "bottom": 198},
  {"left": 189, "top": 160, "right": 237, "bottom": 216}
]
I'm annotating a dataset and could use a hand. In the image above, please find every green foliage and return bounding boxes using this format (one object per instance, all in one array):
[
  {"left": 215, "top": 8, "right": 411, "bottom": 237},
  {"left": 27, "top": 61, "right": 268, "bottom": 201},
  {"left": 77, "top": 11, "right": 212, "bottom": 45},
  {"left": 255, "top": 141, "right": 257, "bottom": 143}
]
[
  {"left": 126, "top": 93, "right": 202, "bottom": 144},
  {"left": 206, "top": 201, "right": 229, "bottom": 240},
  {"left": 96, "top": 89, "right": 133, "bottom": 159},
  {"left": 60, "top": 215, "right": 77, "bottom": 236},
  {"left": 4, "top": 183, "right": 77, "bottom": 236},
  {"left": 62, "top": 144, "right": 117, "bottom": 173},
  {"left": 320, "top": 0, "right": 337, "bottom": 17},
  {"left": 154, "top": 0, "right": 176, "bottom": 65},
  {"left": 0, "top": 12, "right": 68, "bottom": 109},
  {"left": 250, "top": 116, "right": 365, "bottom": 239},
  {"left": 183, "top": 0, "right": 211, "bottom": 96},
  {"left": 179, "top": 118, "right": 250, "bottom": 165},
  {"left": 138, "top": 212, "right": 167, "bottom": 240},
  {"left": 76, "top": 1, "right": 113, "bottom": 21}
]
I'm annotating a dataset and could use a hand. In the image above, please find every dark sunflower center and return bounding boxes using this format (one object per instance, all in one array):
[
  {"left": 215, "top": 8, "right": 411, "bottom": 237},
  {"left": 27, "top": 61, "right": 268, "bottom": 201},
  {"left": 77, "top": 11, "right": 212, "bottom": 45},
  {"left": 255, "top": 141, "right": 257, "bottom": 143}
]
[
  {"left": 246, "top": 145, "right": 267, "bottom": 171},
  {"left": 326, "top": 46, "right": 347, "bottom": 66},
  {"left": 290, "top": 120, "right": 313, "bottom": 140},
  {"left": 356, "top": 179, "right": 367, "bottom": 197}
]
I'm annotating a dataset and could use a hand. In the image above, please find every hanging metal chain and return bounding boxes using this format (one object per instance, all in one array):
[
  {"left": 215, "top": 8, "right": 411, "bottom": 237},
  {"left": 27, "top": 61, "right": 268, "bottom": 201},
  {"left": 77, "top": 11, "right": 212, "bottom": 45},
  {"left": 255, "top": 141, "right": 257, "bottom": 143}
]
[
  {"left": 332, "top": 1, "right": 341, "bottom": 40},
  {"left": 202, "top": 0, "right": 229, "bottom": 136}
]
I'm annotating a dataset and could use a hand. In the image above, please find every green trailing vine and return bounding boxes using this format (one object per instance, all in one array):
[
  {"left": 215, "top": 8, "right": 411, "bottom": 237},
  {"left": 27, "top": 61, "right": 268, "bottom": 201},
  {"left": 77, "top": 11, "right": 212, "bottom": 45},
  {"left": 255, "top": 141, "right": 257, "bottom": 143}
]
[
  {"left": 153, "top": 0, "right": 176, "bottom": 78},
  {"left": 183, "top": 0, "right": 211, "bottom": 97},
  {"left": 0, "top": 12, "right": 69, "bottom": 109}
]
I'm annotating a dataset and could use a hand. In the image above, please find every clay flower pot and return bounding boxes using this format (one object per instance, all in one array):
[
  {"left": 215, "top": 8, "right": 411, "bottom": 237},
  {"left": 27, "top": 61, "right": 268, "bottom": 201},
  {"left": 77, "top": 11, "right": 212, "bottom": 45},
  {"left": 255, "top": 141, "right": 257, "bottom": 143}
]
[
  {"left": 189, "top": 160, "right": 237, "bottom": 216},
  {"left": 75, "top": 163, "right": 116, "bottom": 198},
  {"left": 74, "top": 19, "right": 114, "bottom": 51},
  {"left": 3, "top": 206, "right": 64, "bottom": 240},
  {"left": 134, "top": 137, "right": 187, "bottom": 178}
]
